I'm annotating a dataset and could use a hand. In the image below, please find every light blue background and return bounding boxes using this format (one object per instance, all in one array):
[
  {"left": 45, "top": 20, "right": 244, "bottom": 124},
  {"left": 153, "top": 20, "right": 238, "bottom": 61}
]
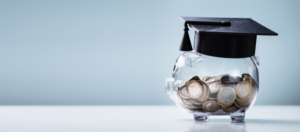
[{"left": 0, "top": 0, "right": 299, "bottom": 105}]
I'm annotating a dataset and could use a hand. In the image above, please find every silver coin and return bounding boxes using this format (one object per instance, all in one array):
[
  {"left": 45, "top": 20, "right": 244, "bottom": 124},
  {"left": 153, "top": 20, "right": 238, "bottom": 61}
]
[
  {"left": 208, "top": 81, "right": 222, "bottom": 93},
  {"left": 178, "top": 85, "right": 190, "bottom": 99},
  {"left": 196, "top": 80, "right": 210, "bottom": 102},
  {"left": 185, "top": 75, "right": 201, "bottom": 85},
  {"left": 236, "top": 81, "right": 251, "bottom": 99},
  {"left": 221, "top": 75, "right": 241, "bottom": 84},
  {"left": 217, "top": 87, "right": 236, "bottom": 107},
  {"left": 222, "top": 104, "right": 238, "bottom": 113},
  {"left": 186, "top": 80, "right": 203, "bottom": 99},
  {"left": 202, "top": 101, "right": 220, "bottom": 112},
  {"left": 183, "top": 99, "right": 192, "bottom": 105},
  {"left": 202, "top": 76, "right": 211, "bottom": 82}
]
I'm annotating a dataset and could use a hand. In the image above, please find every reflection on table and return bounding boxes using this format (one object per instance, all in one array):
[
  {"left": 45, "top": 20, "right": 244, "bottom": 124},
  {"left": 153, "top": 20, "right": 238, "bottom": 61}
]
[{"left": 180, "top": 120, "right": 246, "bottom": 132}]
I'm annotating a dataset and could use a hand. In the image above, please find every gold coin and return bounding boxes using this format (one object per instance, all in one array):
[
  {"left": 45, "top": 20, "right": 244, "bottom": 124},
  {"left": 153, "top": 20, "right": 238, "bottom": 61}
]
[
  {"left": 186, "top": 80, "right": 203, "bottom": 99},
  {"left": 217, "top": 87, "right": 236, "bottom": 107},
  {"left": 202, "top": 101, "right": 220, "bottom": 112},
  {"left": 236, "top": 81, "right": 252, "bottom": 99}
]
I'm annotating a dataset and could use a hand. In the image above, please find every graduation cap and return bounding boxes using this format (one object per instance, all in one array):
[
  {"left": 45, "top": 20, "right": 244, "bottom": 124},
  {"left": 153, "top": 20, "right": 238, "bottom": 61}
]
[{"left": 179, "top": 16, "right": 278, "bottom": 58}]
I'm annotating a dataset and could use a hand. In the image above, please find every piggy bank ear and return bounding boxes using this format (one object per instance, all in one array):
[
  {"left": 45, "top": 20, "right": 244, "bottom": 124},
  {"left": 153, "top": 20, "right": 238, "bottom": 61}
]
[
  {"left": 251, "top": 55, "right": 260, "bottom": 67},
  {"left": 165, "top": 78, "right": 174, "bottom": 94},
  {"left": 183, "top": 52, "right": 203, "bottom": 68}
]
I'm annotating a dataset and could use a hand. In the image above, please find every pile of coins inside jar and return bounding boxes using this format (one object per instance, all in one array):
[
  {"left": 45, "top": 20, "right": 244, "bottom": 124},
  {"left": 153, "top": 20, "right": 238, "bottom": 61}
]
[{"left": 175, "top": 73, "right": 257, "bottom": 113}]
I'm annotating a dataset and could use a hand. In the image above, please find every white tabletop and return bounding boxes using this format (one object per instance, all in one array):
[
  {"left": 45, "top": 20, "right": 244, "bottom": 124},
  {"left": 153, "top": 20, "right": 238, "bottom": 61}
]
[{"left": 0, "top": 105, "right": 299, "bottom": 132}]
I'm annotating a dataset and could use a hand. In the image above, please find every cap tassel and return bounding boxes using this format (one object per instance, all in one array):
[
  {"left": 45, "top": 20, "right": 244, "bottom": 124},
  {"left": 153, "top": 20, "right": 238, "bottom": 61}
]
[{"left": 179, "top": 23, "right": 193, "bottom": 51}]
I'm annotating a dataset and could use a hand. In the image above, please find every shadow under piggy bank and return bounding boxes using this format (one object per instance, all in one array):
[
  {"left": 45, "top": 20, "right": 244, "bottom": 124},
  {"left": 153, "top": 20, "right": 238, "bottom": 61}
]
[{"left": 180, "top": 119, "right": 300, "bottom": 132}]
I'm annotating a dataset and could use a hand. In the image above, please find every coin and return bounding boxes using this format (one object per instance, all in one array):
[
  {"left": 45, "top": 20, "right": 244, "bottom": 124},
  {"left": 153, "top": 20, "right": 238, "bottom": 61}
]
[
  {"left": 183, "top": 99, "right": 193, "bottom": 105},
  {"left": 214, "top": 74, "right": 229, "bottom": 81},
  {"left": 193, "top": 109, "right": 205, "bottom": 113},
  {"left": 208, "top": 98, "right": 217, "bottom": 101},
  {"left": 190, "top": 104, "right": 202, "bottom": 109},
  {"left": 185, "top": 75, "right": 201, "bottom": 85},
  {"left": 207, "top": 81, "right": 222, "bottom": 93},
  {"left": 240, "top": 74, "right": 258, "bottom": 105},
  {"left": 208, "top": 97, "right": 216, "bottom": 100},
  {"left": 243, "top": 76, "right": 252, "bottom": 81},
  {"left": 235, "top": 89, "right": 252, "bottom": 107},
  {"left": 250, "top": 80, "right": 258, "bottom": 101},
  {"left": 178, "top": 85, "right": 190, "bottom": 99},
  {"left": 217, "top": 87, "right": 236, "bottom": 107},
  {"left": 234, "top": 101, "right": 243, "bottom": 108},
  {"left": 197, "top": 80, "right": 210, "bottom": 102},
  {"left": 235, "top": 96, "right": 251, "bottom": 106},
  {"left": 249, "top": 77, "right": 258, "bottom": 89},
  {"left": 181, "top": 104, "right": 202, "bottom": 110},
  {"left": 217, "top": 96, "right": 230, "bottom": 108},
  {"left": 202, "top": 101, "right": 220, "bottom": 112},
  {"left": 221, "top": 75, "right": 241, "bottom": 84},
  {"left": 236, "top": 81, "right": 251, "bottom": 99},
  {"left": 202, "top": 76, "right": 211, "bottom": 82},
  {"left": 221, "top": 75, "right": 242, "bottom": 90},
  {"left": 182, "top": 74, "right": 257, "bottom": 111},
  {"left": 222, "top": 104, "right": 238, "bottom": 112},
  {"left": 209, "top": 92, "right": 218, "bottom": 98},
  {"left": 191, "top": 99, "right": 203, "bottom": 105},
  {"left": 242, "top": 73, "right": 250, "bottom": 78},
  {"left": 175, "top": 89, "right": 184, "bottom": 104},
  {"left": 186, "top": 80, "right": 203, "bottom": 99},
  {"left": 242, "top": 73, "right": 255, "bottom": 82}
]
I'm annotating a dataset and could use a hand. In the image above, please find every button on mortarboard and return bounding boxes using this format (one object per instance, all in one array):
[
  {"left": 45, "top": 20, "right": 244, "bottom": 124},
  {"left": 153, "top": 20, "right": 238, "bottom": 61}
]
[{"left": 179, "top": 16, "right": 278, "bottom": 58}]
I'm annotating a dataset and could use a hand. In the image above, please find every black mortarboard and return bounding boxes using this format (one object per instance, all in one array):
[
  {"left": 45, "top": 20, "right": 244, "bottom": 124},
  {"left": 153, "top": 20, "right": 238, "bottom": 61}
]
[{"left": 179, "top": 16, "right": 278, "bottom": 58}]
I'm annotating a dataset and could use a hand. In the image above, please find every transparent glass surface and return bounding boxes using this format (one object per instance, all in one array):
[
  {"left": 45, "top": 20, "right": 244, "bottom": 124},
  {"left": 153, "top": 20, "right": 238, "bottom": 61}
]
[{"left": 166, "top": 51, "right": 259, "bottom": 119}]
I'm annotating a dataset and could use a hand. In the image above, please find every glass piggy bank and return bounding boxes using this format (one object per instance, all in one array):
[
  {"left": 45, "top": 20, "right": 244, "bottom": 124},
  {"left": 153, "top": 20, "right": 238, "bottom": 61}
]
[
  {"left": 165, "top": 51, "right": 260, "bottom": 121},
  {"left": 165, "top": 16, "right": 277, "bottom": 121}
]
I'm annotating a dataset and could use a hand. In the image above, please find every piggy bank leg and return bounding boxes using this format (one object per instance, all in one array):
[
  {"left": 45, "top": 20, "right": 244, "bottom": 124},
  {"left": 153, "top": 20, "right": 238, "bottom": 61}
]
[
  {"left": 230, "top": 108, "right": 246, "bottom": 122},
  {"left": 193, "top": 113, "right": 209, "bottom": 121}
]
